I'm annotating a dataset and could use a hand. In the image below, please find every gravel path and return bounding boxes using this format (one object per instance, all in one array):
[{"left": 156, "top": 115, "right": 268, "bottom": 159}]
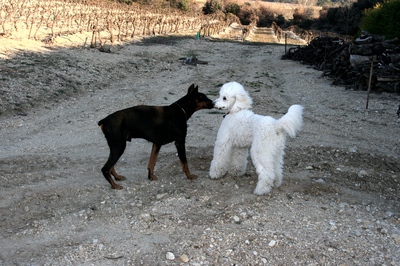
[{"left": 0, "top": 36, "right": 399, "bottom": 265}]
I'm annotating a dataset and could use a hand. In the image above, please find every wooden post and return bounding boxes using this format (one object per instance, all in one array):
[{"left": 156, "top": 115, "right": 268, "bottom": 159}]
[
  {"left": 322, "top": 47, "right": 327, "bottom": 77},
  {"left": 285, "top": 33, "right": 287, "bottom": 54},
  {"left": 366, "top": 56, "right": 375, "bottom": 109}
]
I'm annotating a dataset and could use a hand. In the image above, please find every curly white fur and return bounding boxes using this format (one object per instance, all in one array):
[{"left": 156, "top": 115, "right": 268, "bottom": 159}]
[{"left": 209, "top": 82, "right": 303, "bottom": 195}]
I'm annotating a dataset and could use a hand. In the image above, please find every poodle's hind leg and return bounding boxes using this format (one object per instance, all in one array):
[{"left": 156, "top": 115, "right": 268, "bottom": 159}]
[
  {"left": 273, "top": 148, "right": 285, "bottom": 188},
  {"left": 253, "top": 166, "right": 275, "bottom": 195},
  {"left": 251, "top": 147, "right": 275, "bottom": 195},
  {"left": 227, "top": 147, "right": 249, "bottom": 176}
]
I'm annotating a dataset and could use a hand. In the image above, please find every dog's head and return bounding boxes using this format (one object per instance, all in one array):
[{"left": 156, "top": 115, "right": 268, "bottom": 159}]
[
  {"left": 214, "top": 82, "right": 253, "bottom": 113},
  {"left": 187, "top": 84, "right": 214, "bottom": 110}
]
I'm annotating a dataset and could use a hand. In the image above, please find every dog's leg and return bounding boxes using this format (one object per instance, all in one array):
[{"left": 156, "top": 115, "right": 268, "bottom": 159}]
[
  {"left": 101, "top": 139, "right": 126, "bottom": 189},
  {"left": 273, "top": 148, "right": 285, "bottom": 188},
  {"left": 253, "top": 166, "right": 275, "bottom": 195},
  {"left": 175, "top": 141, "right": 197, "bottom": 179},
  {"left": 227, "top": 147, "right": 248, "bottom": 176},
  {"left": 147, "top": 143, "right": 161, "bottom": 180},
  {"left": 209, "top": 142, "right": 232, "bottom": 179},
  {"left": 251, "top": 146, "right": 275, "bottom": 195},
  {"left": 110, "top": 166, "right": 126, "bottom": 181},
  {"left": 181, "top": 161, "right": 197, "bottom": 179}
]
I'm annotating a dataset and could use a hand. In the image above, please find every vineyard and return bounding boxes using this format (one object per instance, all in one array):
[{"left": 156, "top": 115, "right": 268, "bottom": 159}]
[{"left": 0, "top": 0, "right": 238, "bottom": 47}]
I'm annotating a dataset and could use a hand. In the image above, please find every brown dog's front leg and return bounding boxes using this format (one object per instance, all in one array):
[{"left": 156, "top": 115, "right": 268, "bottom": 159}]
[
  {"left": 175, "top": 141, "right": 197, "bottom": 180},
  {"left": 110, "top": 166, "right": 126, "bottom": 181},
  {"left": 181, "top": 161, "right": 198, "bottom": 180},
  {"left": 101, "top": 168, "right": 123, "bottom": 190},
  {"left": 147, "top": 143, "right": 161, "bottom": 180}
]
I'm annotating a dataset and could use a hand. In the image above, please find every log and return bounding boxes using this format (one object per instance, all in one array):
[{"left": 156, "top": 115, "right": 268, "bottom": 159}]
[{"left": 282, "top": 34, "right": 400, "bottom": 94}]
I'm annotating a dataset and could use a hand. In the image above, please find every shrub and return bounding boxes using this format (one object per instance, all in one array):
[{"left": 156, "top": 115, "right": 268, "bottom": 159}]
[
  {"left": 257, "top": 6, "right": 275, "bottom": 27},
  {"left": 237, "top": 3, "right": 258, "bottom": 25},
  {"left": 224, "top": 2, "right": 241, "bottom": 16},
  {"left": 276, "top": 14, "right": 285, "bottom": 27},
  {"left": 361, "top": 0, "right": 400, "bottom": 39},
  {"left": 202, "top": 0, "right": 223, "bottom": 14},
  {"left": 177, "top": 0, "right": 191, "bottom": 12}
]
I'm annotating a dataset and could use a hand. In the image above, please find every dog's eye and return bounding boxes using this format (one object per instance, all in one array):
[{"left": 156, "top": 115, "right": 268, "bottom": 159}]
[{"left": 223, "top": 97, "right": 227, "bottom": 101}]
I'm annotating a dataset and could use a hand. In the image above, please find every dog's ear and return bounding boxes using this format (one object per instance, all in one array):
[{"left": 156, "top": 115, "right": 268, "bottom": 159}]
[
  {"left": 232, "top": 91, "right": 253, "bottom": 112},
  {"left": 187, "top": 84, "right": 198, "bottom": 95}
]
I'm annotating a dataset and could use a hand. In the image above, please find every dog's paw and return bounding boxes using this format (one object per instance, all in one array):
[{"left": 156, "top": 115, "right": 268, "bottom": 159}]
[
  {"left": 114, "top": 175, "right": 126, "bottom": 181},
  {"left": 253, "top": 184, "right": 271, "bottom": 195},
  {"left": 148, "top": 173, "right": 158, "bottom": 181},
  {"left": 209, "top": 169, "right": 221, "bottom": 179},
  {"left": 187, "top": 174, "right": 198, "bottom": 180},
  {"left": 273, "top": 179, "right": 282, "bottom": 188},
  {"left": 227, "top": 169, "right": 246, "bottom": 177},
  {"left": 111, "top": 183, "right": 123, "bottom": 190}
]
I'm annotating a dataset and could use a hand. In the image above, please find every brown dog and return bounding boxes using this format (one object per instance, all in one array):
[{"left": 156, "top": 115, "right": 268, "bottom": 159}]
[{"left": 98, "top": 84, "right": 214, "bottom": 189}]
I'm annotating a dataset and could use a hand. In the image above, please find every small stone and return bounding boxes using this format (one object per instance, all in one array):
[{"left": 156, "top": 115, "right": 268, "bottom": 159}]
[
  {"left": 392, "top": 234, "right": 400, "bottom": 245},
  {"left": 305, "top": 166, "right": 313, "bottom": 170},
  {"left": 233, "top": 215, "right": 240, "bottom": 223},
  {"left": 385, "top": 211, "right": 393, "bottom": 217},
  {"left": 166, "top": 251, "right": 175, "bottom": 260},
  {"left": 358, "top": 170, "right": 367, "bottom": 177},
  {"left": 179, "top": 254, "right": 189, "bottom": 262},
  {"left": 379, "top": 228, "right": 388, "bottom": 235},
  {"left": 349, "top": 147, "right": 357, "bottom": 153},
  {"left": 156, "top": 193, "right": 166, "bottom": 200},
  {"left": 268, "top": 240, "right": 277, "bottom": 247},
  {"left": 140, "top": 213, "right": 152, "bottom": 222}
]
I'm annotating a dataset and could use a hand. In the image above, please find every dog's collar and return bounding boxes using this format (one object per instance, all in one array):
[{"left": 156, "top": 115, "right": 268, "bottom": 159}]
[
  {"left": 174, "top": 103, "right": 187, "bottom": 120},
  {"left": 223, "top": 112, "right": 230, "bottom": 118}
]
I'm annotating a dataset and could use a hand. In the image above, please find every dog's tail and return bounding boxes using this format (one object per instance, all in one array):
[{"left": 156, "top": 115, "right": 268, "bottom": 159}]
[
  {"left": 98, "top": 118, "right": 107, "bottom": 133},
  {"left": 277, "top": 105, "right": 303, "bottom": 138},
  {"left": 98, "top": 118, "right": 105, "bottom": 127}
]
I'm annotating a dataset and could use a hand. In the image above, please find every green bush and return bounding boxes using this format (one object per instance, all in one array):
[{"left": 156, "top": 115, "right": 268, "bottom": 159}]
[
  {"left": 224, "top": 2, "right": 241, "bottom": 16},
  {"left": 202, "top": 0, "right": 223, "bottom": 14},
  {"left": 177, "top": 0, "right": 191, "bottom": 12},
  {"left": 361, "top": 0, "right": 400, "bottom": 39}
]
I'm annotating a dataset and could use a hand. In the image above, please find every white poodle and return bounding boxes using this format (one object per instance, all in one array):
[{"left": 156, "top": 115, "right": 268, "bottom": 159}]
[{"left": 209, "top": 82, "right": 303, "bottom": 195}]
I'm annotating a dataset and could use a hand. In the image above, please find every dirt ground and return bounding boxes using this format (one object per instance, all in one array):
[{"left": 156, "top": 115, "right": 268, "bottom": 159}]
[{"left": 0, "top": 29, "right": 399, "bottom": 265}]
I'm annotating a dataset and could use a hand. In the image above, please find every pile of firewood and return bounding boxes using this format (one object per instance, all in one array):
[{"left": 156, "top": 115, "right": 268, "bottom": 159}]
[{"left": 282, "top": 35, "right": 400, "bottom": 93}]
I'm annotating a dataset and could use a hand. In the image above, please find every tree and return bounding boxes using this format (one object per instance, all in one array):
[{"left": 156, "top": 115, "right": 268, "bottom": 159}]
[
  {"left": 177, "top": 0, "right": 191, "bottom": 12},
  {"left": 224, "top": 2, "right": 241, "bottom": 16},
  {"left": 202, "top": 0, "right": 223, "bottom": 14},
  {"left": 361, "top": 0, "right": 400, "bottom": 39}
]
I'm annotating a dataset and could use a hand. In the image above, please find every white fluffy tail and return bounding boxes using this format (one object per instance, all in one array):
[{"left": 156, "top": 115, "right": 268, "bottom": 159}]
[{"left": 277, "top": 105, "right": 303, "bottom": 138}]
